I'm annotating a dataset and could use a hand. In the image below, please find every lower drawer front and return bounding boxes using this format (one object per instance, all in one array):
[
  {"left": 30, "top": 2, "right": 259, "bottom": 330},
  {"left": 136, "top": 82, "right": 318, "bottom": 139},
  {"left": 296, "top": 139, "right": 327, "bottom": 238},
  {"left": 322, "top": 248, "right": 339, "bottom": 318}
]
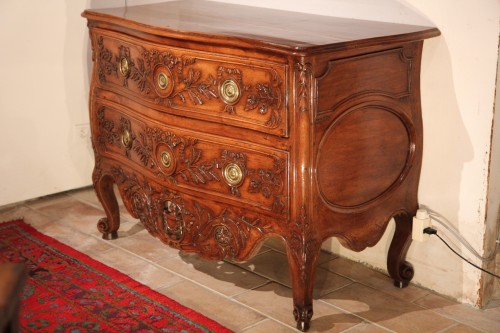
[
  {"left": 92, "top": 100, "right": 289, "bottom": 218},
  {"left": 97, "top": 159, "right": 274, "bottom": 261}
]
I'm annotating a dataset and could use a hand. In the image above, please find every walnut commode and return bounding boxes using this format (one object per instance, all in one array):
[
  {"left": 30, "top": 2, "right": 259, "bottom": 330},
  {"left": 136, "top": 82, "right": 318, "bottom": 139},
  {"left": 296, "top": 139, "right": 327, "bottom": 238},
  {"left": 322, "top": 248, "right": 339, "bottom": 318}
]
[{"left": 82, "top": 1, "right": 439, "bottom": 330}]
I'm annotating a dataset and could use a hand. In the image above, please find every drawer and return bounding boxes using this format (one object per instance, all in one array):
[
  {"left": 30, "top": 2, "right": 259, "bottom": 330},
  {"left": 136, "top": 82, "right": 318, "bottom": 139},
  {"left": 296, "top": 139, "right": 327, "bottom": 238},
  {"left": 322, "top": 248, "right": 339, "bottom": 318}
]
[
  {"left": 92, "top": 99, "right": 289, "bottom": 217},
  {"left": 103, "top": 160, "right": 274, "bottom": 261},
  {"left": 91, "top": 29, "right": 288, "bottom": 137}
]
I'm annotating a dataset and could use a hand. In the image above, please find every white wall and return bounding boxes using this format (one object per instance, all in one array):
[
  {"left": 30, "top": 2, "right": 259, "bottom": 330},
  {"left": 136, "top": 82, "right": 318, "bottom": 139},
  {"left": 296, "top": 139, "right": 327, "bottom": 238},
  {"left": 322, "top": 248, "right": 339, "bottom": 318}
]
[
  {"left": 0, "top": 0, "right": 498, "bottom": 306},
  {"left": 0, "top": 0, "right": 139, "bottom": 206},
  {"left": 0, "top": 1, "right": 94, "bottom": 206}
]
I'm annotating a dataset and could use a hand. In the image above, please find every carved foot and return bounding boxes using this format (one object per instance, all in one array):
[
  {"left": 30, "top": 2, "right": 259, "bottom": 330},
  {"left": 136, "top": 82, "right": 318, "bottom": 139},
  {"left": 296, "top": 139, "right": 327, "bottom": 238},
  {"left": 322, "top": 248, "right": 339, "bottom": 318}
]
[
  {"left": 393, "top": 260, "right": 414, "bottom": 288},
  {"left": 97, "top": 217, "right": 119, "bottom": 240},
  {"left": 285, "top": 227, "right": 321, "bottom": 332},
  {"left": 294, "top": 304, "right": 313, "bottom": 332},
  {"left": 93, "top": 170, "right": 121, "bottom": 241},
  {"left": 388, "top": 212, "right": 415, "bottom": 288}
]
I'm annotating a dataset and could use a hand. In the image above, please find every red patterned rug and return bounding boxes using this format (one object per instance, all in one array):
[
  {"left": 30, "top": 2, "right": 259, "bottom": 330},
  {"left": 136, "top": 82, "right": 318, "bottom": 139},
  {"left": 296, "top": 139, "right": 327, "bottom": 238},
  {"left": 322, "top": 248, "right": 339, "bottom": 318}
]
[{"left": 0, "top": 220, "right": 233, "bottom": 333}]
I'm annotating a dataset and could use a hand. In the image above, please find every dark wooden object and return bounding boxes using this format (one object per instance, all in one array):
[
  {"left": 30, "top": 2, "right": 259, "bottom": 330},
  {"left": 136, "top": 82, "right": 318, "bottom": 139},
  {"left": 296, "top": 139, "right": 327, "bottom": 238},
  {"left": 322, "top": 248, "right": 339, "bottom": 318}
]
[
  {"left": 82, "top": 1, "right": 439, "bottom": 330},
  {"left": 0, "top": 264, "right": 26, "bottom": 333}
]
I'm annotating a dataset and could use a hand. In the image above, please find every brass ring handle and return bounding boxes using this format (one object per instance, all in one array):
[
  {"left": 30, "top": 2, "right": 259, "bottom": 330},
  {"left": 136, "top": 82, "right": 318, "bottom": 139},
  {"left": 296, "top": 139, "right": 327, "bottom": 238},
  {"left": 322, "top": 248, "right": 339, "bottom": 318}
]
[
  {"left": 223, "top": 163, "right": 243, "bottom": 186},
  {"left": 160, "top": 150, "right": 172, "bottom": 168},
  {"left": 163, "top": 200, "right": 183, "bottom": 241},
  {"left": 220, "top": 79, "right": 240, "bottom": 104},
  {"left": 121, "top": 129, "right": 132, "bottom": 148},
  {"left": 157, "top": 72, "right": 169, "bottom": 90},
  {"left": 119, "top": 57, "right": 129, "bottom": 77}
]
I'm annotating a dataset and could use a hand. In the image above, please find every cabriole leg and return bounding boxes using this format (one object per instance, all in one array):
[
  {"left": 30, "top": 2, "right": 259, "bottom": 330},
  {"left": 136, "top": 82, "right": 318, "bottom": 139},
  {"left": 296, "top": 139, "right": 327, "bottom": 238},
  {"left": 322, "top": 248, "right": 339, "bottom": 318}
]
[
  {"left": 93, "top": 172, "right": 120, "bottom": 240},
  {"left": 387, "top": 212, "right": 415, "bottom": 288},
  {"left": 285, "top": 240, "right": 321, "bottom": 332}
]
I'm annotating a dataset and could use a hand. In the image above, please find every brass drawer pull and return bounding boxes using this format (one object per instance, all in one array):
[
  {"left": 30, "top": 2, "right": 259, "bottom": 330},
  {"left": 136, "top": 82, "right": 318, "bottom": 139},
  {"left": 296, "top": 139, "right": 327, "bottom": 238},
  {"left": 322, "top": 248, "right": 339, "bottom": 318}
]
[
  {"left": 160, "top": 150, "right": 172, "bottom": 168},
  {"left": 121, "top": 129, "right": 132, "bottom": 148},
  {"left": 223, "top": 163, "right": 243, "bottom": 186},
  {"left": 220, "top": 79, "right": 240, "bottom": 104},
  {"left": 158, "top": 72, "right": 169, "bottom": 90},
  {"left": 119, "top": 57, "right": 129, "bottom": 77}
]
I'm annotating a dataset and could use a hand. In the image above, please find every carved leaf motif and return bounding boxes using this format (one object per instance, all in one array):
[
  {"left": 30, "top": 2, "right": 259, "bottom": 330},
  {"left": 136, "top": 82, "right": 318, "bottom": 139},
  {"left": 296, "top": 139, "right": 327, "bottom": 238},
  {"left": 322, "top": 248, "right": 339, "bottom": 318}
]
[
  {"left": 129, "top": 58, "right": 149, "bottom": 93},
  {"left": 133, "top": 130, "right": 155, "bottom": 168},
  {"left": 296, "top": 61, "right": 312, "bottom": 113},
  {"left": 97, "top": 36, "right": 117, "bottom": 82},
  {"left": 174, "top": 67, "right": 217, "bottom": 105},
  {"left": 286, "top": 204, "right": 321, "bottom": 283},
  {"left": 244, "top": 70, "right": 282, "bottom": 128},
  {"left": 245, "top": 83, "right": 277, "bottom": 115}
]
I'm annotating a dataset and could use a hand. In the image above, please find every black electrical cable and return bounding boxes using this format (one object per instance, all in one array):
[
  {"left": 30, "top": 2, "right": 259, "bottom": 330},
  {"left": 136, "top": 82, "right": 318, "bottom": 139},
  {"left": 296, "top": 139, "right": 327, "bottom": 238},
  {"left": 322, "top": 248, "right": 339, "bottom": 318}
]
[{"left": 423, "top": 227, "right": 500, "bottom": 279}]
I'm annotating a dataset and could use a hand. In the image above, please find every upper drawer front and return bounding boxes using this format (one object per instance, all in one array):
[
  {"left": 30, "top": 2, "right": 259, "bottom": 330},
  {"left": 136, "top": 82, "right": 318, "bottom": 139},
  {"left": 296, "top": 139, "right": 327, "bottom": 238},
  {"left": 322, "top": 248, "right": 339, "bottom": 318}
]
[
  {"left": 92, "top": 30, "right": 288, "bottom": 137},
  {"left": 92, "top": 100, "right": 289, "bottom": 218}
]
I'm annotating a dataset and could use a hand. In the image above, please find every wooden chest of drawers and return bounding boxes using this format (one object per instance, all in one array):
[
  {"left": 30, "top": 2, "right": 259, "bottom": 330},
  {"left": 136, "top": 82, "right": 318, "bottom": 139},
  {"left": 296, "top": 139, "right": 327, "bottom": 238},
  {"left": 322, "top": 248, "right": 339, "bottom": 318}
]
[{"left": 83, "top": 1, "right": 439, "bottom": 330}]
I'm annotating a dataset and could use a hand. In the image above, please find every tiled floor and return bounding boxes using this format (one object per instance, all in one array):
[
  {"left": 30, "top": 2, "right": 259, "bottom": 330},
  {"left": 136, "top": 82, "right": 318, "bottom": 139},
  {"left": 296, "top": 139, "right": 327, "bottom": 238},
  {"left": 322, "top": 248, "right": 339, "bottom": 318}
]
[{"left": 1, "top": 187, "right": 499, "bottom": 333}]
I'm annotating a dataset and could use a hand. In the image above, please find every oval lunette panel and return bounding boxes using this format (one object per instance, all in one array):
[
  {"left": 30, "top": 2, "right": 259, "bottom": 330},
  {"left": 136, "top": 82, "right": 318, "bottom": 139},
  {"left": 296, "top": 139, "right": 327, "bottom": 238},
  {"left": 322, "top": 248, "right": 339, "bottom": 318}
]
[{"left": 316, "top": 106, "right": 413, "bottom": 210}]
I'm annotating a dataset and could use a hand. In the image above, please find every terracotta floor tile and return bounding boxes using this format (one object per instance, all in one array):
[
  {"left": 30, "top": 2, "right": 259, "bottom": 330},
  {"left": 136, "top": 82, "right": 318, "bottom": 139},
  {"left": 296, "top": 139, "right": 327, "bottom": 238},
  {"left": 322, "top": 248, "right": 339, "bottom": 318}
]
[
  {"left": 128, "top": 263, "right": 184, "bottom": 290},
  {"left": 234, "top": 250, "right": 352, "bottom": 297},
  {"left": 90, "top": 247, "right": 150, "bottom": 276},
  {"left": 440, "top": 324, "right": 485, "bottom": 333},
  {"left": 321, "top": 257, "right": 429, "bottom": 302},
  {"left": 234, "top": 282, "right": 362, "bottom": 332},
  {"left": 0, "top": 204, "right": 53, "bottom": 228},
  {"left": 71, "top": 234, "right": 116, "bottom": 256},
  {"left": 323, "top": 283, "right": 455, "bottom": 333},
  {"left": 34, "top": 220, "right": 90, "bottom": 249},
  {"left": 27, "top": 196, "right": 104, "bottom": 233},
  {"left": 110, "top": 227, "right": 181, "bottom": 262},
  {"left": 157, "top": 253, "right": 269, "bottom": 297},
  {"left": 240, "top": 319, "right": 298, "bottom": 333},
  {"left": 341, "top": 321, "right": 392, "bottom": 332},
  {"left": 158, "top": 280, "right": 265, "bottom": 332},
  {"left": 414, "top": 293, "right": 500, "bottom": 333}
]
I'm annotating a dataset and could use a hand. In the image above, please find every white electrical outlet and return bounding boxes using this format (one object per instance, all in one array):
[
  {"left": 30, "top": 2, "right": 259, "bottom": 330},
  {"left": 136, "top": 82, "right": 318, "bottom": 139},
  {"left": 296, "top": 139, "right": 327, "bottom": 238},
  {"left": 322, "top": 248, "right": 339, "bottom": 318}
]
[
  {"left": 73, "top": 123, "right": 91, "bottom": 146},
  {"left": 412, "top": 209, "right": 431, "bottom": 242}
]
